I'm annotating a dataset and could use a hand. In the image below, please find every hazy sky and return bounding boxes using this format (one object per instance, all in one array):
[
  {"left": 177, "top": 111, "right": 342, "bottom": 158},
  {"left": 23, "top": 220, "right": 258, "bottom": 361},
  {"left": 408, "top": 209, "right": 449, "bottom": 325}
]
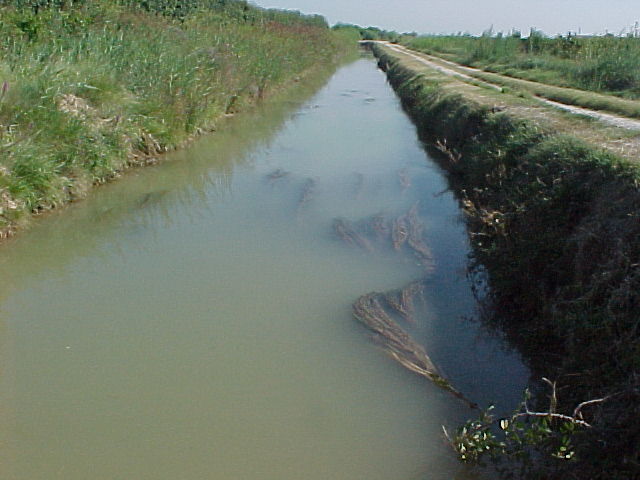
[{"left": 253, "top": 0, "right": 640, "bottom": 36}]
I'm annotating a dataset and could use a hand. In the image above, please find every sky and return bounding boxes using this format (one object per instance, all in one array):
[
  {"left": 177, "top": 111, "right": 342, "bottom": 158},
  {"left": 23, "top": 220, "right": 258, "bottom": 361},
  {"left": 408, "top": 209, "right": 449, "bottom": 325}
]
[{"left": 253, "top": 0, "right": 640, "bottom": 36}]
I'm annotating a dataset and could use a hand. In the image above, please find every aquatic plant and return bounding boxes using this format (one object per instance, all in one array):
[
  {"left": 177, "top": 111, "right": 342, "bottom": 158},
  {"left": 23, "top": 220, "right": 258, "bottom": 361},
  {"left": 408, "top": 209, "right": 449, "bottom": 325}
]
[{"left": 353, "top": 290, "right": 477, "bottom": 409}]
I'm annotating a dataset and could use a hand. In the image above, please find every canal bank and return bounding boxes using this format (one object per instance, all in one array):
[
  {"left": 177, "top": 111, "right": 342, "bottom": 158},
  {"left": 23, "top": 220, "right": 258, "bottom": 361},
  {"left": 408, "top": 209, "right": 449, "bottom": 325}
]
[
  {"left": 0, "top": 54, "right": 528, "bottom": 479},
  {"left": 370, "top": 41, "right": 640, "bottom": 479},
  {"left": 0, "top": 1, "right": 355, "bottom": 240}
]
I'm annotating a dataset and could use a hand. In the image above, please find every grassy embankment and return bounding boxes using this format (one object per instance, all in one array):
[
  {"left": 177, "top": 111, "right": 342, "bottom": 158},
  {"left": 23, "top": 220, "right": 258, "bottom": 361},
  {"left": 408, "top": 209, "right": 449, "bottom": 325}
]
[
  {"left": 371, "top": 42, "right": 639, "bottom": 479},
  {"left": 0, "top": 0, "right": 357, "bottom": 238},
  {"left": 405, "top": 32, "right": 640, "bottom": 96},
  {"left": 403, "top": 33, "right": 640, "bottom": 119}
]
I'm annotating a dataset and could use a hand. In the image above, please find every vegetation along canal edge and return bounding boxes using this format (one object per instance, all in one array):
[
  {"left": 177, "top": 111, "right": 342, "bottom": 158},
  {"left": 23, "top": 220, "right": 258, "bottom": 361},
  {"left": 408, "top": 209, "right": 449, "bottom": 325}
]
[
  {"left": 0, "top": 0, "right": 358, "bottom": 240},
  {"left": 368, "top": 40, "right": 640, "bottom": 479}
]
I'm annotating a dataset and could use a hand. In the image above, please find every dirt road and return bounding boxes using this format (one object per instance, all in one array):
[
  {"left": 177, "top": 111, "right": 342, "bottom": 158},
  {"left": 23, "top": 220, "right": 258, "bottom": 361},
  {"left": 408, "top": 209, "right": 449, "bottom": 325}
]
[{"left": 377, "top": 42, "right": 640, "bottom": 132}]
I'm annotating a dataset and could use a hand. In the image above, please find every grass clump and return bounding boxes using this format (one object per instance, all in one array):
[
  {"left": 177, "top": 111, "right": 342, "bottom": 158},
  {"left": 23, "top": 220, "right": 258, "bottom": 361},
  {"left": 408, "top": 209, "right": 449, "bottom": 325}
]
[
  {"left": 0, "top": 0, "right": 354, "bottom": 236},
  {"left": 374, "top": 43, "right": 640, "bottom": 479}
]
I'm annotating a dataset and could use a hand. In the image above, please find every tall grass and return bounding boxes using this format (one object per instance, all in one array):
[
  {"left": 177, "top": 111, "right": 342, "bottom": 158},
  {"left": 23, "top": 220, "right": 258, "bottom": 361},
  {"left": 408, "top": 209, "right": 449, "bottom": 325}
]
[
  {"left": 0, "top": 0, "right": 351, "bottom": 235},
  {"left": 405, "top": 31, "right": 640, "bottom": 98}
]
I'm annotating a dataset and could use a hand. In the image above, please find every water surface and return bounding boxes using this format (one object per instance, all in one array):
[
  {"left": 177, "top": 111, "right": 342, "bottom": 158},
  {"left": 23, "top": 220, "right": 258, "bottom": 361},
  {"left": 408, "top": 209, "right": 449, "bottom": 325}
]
[{"left": 0, "top": 56, "right": 527, "bottom": 479}]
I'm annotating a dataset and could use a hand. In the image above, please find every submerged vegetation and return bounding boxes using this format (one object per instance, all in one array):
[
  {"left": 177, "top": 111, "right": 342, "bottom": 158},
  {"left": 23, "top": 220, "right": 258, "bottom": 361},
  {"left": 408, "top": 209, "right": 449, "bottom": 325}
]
[
  {"left": 405, "top": 30, "right": 640, "bottom": 99},
  {"left": 332, "top": 199, "right": 478, "bottom": 408},
  {"left": 0, "top": 0, "right": 353, "bottom": 237},
  {"left": 372, "top": 42, "right": 640, "bottom": 479}
]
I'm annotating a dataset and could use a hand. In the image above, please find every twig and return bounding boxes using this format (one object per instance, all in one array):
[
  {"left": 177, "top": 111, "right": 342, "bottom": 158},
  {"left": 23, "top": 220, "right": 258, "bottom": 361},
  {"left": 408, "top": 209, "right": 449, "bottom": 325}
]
[
  {"left": 573, "top": 395, "right": 616, "bottom": 419},
  {"left": 515, "top": 379, "right": 619, "bottom": 428},
  {"left": 514, "top": 410, "right": 592, "bottom": 428}
]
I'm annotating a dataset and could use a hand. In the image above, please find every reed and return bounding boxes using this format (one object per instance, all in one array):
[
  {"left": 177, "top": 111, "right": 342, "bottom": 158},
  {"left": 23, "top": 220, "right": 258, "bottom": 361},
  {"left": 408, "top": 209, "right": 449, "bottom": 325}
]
[
  {"left": 353, "top": 291, "right": 477, "bottom": 409},
  {"left": 0, "top": 0, "right": 353, "bottom": 235}
]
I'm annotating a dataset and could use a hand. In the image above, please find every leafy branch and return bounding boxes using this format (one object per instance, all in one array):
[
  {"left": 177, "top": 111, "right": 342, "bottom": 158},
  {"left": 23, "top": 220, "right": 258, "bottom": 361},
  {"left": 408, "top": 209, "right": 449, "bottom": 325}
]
[{"left": 443, "top": 378, "right": 617, "bottom": 476}]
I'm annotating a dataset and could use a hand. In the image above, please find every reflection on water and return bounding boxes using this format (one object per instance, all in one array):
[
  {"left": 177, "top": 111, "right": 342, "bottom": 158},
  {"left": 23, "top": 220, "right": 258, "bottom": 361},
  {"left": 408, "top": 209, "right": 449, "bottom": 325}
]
[{"left": 0, "top": 56, "right": 527, "bottom": 480}]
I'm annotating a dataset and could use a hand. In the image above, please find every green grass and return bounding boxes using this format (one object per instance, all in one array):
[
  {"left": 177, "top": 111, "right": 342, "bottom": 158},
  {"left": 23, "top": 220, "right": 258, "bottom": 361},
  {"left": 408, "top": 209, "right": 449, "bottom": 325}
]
[
  {"left": 467, "top": 69, "right": 640, "bottom": 119},
  {"left": 0, "top": 0, "right": 354, "bottom": 235},
  {"left": 405, "top": 32, "right": 640, "bottom": 100}
]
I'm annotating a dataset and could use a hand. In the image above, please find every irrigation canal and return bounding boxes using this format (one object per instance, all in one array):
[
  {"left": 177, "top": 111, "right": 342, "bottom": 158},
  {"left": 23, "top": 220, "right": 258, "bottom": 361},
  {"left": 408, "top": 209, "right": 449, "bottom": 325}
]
[{"left": 0, "top": 54, "right": 528, "bottom": 479}]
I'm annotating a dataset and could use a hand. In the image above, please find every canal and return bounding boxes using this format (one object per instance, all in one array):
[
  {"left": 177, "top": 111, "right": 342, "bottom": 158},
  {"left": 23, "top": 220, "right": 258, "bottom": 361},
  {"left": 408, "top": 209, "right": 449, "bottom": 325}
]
[{"left": 0, "top": 54, "right": 527, "bottom": 479}]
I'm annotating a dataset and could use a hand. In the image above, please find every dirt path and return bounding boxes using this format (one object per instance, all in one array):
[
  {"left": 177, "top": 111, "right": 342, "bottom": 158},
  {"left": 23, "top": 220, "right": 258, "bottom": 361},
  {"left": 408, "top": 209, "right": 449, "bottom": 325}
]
[
  {"left": 379, "top": 42, "right": 640, "bottom": 132},
  {"left": 383, "top": 43, "right": 492, "bottom": 86},
  {"left": 536, "top": 98, "right": 640, "bottom": 131}
]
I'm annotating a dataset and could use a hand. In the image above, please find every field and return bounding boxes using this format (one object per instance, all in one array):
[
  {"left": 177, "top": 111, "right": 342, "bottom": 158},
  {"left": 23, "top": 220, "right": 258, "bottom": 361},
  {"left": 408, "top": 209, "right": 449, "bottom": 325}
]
[{"left": 404, "top": 32, "right": 640, "bottom": 99}]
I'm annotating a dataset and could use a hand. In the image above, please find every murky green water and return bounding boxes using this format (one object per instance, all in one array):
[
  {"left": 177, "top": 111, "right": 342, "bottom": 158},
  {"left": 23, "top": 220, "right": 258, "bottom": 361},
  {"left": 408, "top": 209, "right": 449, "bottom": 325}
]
[{"left": 0, "top": 56, "right": 527, "bottom": 479}]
